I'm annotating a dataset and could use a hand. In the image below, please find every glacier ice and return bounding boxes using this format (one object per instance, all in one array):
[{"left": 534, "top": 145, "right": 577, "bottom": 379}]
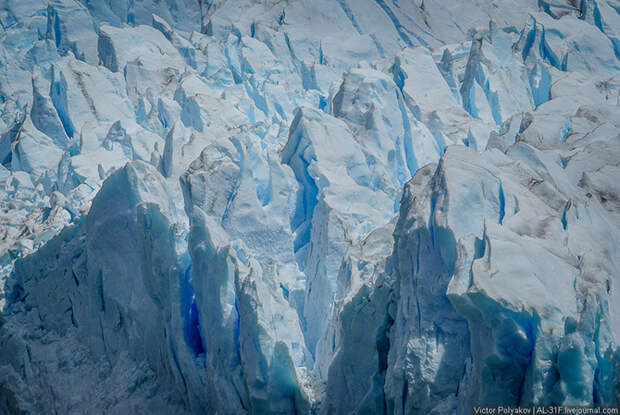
[{"left": 0, "top": 0, "right": 619, "bottom": 413}]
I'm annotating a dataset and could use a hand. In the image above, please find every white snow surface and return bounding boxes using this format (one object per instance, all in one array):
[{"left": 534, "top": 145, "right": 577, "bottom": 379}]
[{"left": 0, "top": 0, "right": 618, "bottom": 413}]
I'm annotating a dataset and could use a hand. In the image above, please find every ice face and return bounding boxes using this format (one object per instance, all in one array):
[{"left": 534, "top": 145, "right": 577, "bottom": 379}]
[{"left": 0, "top": 0, "right": 618, "bottom": 413}]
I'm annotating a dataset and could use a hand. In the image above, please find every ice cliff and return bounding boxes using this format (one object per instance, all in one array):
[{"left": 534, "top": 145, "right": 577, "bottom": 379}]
[{"left": 0, "top": 0, "right": 618, "bottom": 413}]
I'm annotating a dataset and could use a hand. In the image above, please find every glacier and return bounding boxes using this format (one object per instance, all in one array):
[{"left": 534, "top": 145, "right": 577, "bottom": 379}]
[{"left": 0, "top": 0, "right": 618, "bottom": 413}]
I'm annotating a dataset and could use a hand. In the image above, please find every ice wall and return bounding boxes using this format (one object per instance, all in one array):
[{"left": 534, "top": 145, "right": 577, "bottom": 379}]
[{"left": 0, "top": 0, "right": 618, "bottom": 413}]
